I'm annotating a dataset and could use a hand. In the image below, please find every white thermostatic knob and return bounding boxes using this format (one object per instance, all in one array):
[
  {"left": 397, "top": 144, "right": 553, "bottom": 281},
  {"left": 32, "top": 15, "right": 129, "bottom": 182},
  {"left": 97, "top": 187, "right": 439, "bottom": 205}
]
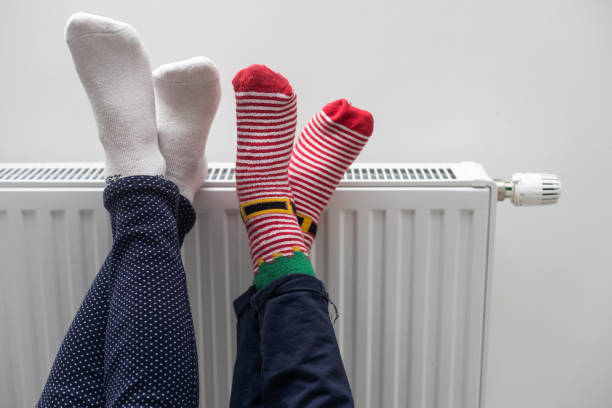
[{"left": 511, "top": 173, "right": 561, "bottom": 206}]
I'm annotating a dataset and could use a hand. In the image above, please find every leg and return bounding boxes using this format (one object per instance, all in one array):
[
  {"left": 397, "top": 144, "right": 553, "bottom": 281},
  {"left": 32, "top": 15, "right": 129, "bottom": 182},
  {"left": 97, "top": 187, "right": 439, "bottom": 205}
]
[
  {"left": 38, "top": 250, "right": 111, "bottom": 406},
  {"left": 102, "top": 54, "right": 221, "bottom": 405},
  {"left": 154, "top": 56, "right": 221, "bottom": 203},
  {"left": 230, "top": 65, "right": 374, "bottom": 406},
  {"left": 253, "top": 96, "right": 373, "bottom": 406},
  {"left": 102, "top": 176, "right": 198, "bottom": 407},
  {"left": 230, "top": 276, "right": 354, "bottom": 408},
  {"left": 258, "top": 275, "right": 353, "bottom": 407},
  {"left": 289, "top": 99, "right": 374, "bottom": 250},
  {"left": 39, "top": 12, "right": 220, "bottom": 406},
  {"left": 229, "top": 287, "right": 263, "bottom": 408},
  {"left": 38, "top": 178, "right": 199, "bottom": 407}
]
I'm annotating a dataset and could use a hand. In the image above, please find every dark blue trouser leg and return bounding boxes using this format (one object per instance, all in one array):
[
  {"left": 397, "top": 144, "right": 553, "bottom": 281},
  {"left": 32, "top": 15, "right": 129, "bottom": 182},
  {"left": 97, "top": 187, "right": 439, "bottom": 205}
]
[
  {"left": 38, "top": 176, "right": 198, "bottom": 408},
  {"left": 230, "top": 286, "right": 263, "bottom": 408},
  {"left": 230, "top": 275, "right": 354, "bottom": 408}
]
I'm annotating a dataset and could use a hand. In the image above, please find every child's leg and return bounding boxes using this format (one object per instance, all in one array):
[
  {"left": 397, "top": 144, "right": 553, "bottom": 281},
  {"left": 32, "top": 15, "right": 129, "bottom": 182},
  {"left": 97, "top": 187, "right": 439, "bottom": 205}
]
[
  {"left": 256, "top": 275, "right": 353, "bottom": 407},
  {"left": 38, "top": 177, "right": 198, "bottom": 407},
  {"left": 230, "top": 65, "right": 366, "bottom": 407},
  {"left": 252, "top": 98, "right": 373, "bottom": 406},
  {"left": 230, "top": 287, "right": 263, "bottom": 408},
  {"left": 230, "top": 272, "right": 354, "bottom": 408}
]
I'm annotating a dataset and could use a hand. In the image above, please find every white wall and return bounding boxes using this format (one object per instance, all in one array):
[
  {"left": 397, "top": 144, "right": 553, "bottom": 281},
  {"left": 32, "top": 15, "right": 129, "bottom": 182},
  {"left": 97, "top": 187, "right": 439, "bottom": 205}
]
[{"left": 1, "top": 1, "right": 611, "bottom": 407}]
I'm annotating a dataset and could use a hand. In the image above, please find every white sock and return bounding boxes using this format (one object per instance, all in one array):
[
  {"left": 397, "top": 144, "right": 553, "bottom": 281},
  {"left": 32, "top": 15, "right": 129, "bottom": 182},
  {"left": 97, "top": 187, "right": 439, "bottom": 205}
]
[
  {"left": 153, "top": 57, "right": 221, "bottom": 202},
  {"left": 65, "top": 12, "right": 165, "bottom": 180}
]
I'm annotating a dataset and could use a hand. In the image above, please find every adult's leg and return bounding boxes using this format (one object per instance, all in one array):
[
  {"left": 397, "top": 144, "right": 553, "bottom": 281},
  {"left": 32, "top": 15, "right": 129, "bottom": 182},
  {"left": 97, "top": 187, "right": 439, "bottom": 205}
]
[
  {"left": 38, "top": 233, "right": 112, "bottom": 406},
  {"left": 38, "top": 178, "right": 198, "bottom": 407},
  {"left": 39, "top": 11, "right": 221, "bottom": 407},
  {"left": 103, "top": 176, "right": 198, "bottom": 407}
]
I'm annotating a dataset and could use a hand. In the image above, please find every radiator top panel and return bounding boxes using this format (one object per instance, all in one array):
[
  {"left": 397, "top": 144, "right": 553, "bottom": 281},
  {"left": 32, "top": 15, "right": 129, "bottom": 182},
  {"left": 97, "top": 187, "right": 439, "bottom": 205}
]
[{"left": 0, "top": 162, "right": 492, "bottom": 188}]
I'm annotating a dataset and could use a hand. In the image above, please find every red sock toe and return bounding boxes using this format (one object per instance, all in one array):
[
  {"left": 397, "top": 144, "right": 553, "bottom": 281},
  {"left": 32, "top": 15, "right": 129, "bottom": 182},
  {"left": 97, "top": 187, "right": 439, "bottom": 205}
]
[
  {"left": 322, "top": 99, "right": 374, "bottom": 136},
  {"left": 232, "top": 64, "right": 293, "bottom": 95}
]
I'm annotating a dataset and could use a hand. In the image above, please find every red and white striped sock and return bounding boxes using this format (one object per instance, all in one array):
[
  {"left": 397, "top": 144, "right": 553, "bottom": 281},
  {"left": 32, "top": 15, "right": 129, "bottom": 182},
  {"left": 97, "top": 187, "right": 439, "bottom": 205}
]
[
  {"left": 288, "top": 99, "right": 374, "bottom": 250},
  {"left": 233, "top": 65, "right": 309, "bottom": 278}
]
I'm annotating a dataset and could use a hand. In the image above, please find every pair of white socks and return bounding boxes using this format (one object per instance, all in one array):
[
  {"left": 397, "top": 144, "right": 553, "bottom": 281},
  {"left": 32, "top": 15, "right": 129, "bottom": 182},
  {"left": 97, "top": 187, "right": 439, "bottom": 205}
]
[{"left": 66, "top": 12, "right": 220, "bottom": 202}]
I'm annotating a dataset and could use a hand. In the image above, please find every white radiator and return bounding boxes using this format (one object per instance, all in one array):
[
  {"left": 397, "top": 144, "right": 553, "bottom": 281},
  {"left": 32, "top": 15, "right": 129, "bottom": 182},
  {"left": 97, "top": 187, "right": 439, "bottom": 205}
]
[{"left": 0, "top": 162, "right": 560, "bottom": 408}]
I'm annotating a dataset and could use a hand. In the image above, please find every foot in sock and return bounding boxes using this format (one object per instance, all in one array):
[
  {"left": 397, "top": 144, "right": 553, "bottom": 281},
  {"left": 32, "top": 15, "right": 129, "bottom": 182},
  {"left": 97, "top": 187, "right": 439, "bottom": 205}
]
[
  {"left": 154, "top": 57, "right": 221, "bottom": 202},
  {"left": 289, "top": 99, "right": 374, "bottom": 249},
  {"left": 65, "top": 12, "right": 165, "bottom": 181},
  {"left": 233, "top": 64, "right": 314, "bottom": 290}
]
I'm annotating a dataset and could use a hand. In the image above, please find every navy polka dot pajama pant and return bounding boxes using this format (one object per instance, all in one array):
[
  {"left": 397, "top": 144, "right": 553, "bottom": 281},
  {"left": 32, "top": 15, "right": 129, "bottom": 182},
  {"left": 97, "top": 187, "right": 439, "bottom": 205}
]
[{"left": 38, "top": 176, "right": 199, "bottom": 407}]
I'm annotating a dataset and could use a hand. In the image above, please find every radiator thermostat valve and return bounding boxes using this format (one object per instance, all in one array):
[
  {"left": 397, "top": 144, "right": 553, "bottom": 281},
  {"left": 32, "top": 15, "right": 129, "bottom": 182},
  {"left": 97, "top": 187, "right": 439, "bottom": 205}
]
[{"left": 495, "top": 173, "right": 561, "bottom": 206}]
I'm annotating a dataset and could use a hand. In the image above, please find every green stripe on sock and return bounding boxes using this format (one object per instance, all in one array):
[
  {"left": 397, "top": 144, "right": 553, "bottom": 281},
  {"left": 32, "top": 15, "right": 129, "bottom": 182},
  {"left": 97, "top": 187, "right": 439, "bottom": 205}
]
[{"left": 254, "top": 250, "right": 316, "bottom": 290}]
